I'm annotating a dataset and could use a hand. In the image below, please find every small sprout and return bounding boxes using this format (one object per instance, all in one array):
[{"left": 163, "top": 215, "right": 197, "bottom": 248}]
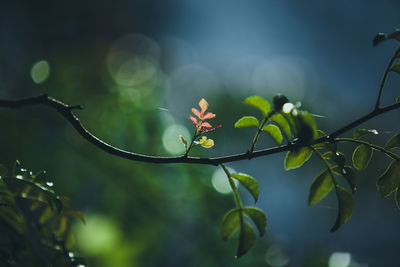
[
  {"left": 195, "top": 136, "right": 215, "bottom": 148},
  {"left": 179, "top": 135, "right": 188, "bottom": 149}
]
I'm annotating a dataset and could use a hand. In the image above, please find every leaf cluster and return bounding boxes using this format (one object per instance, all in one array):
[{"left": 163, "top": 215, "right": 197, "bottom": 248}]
[{"left": 0, "top": 161, "right": 86, "bottom": 266}]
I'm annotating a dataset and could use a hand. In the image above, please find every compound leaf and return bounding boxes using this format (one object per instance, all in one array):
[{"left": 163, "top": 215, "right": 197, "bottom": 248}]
[
  {"left": 269, "top": 113, "right": 291, "bottom": 139},
  {"left": 385, "top": 133, "right": 400, "bottom": 150},
  {"left": 352, "top": 144, "right": 373, "bottom": 171},
  {"left": 243, "top": 96, "right": 270, "bottom": 117},
  {"left": 377, "top": 160, "right": 400, "bottom": 199},
  {"left": 262, "top": 124, "right": 283, "bottom": 145},
  {"left": 234, "top": 116, "right": 259, "bottom": 128},
  {"left": 242, "top": 207, "right": 267, "bottom": 236},
  {"left": 231, "top": 173, "right": 259, "bottom": 203},
  {"left": 330, "top": 186, "right": 354, "bottom": 232},
  {"left": 237, "top": 222, "right": 256, "bottom": 258},
  {"left": 308, "top": 169, "right": 334, "bottom": 205},
  {"left": 284, "top": 146, "right": 313, "bottom": 170},
  {"left": 220, "top": 208, "right": 240, "bottom": 241}
]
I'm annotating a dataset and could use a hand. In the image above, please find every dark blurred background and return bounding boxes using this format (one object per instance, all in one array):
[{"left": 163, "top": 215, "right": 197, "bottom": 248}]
[{"left": 1, "top": 1, "right": 400, "bottom": 266}]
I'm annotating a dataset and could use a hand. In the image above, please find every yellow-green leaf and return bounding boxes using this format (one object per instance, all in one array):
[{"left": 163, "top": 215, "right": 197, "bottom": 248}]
[
  {"left": 377, "top": 160, "right": 400, "bottom": 199},
  {"left": 243, "top": 96, "right": 270, "bottom": 117},
  {"left": 352, "top": 144, "right": 373, "bottom": 170},
  {"left": 231, "top": 173, "right": 259, "bottom": 203},
  {"left": 330, "top": 186, "right": 354, "bottom": 232},
  {"left": 234, "top": 116, "right": 259, "bottom": 128},
  {"left": 220, "top": 208, "right": 240, "bottom": 241},
  {"left": 242, "top": 207, "right": 267, "bottom": 236},
  {"left": 269, "top": 113, "right": 291, "bottom": 139},
  {"left": 396, "top": 96, "right": 400, "bottom": 104},
  {"left": 353, "top": 129, "right": 378, "bottom": 139},
  {"left": 308, "top": 169, "right": 334, "bottom": 205},
  {"left": 262, "top": 124, "right": 283, "bottom": 145},
  {"left": 385, "top": 133, "right": 400, "bottom": 150},
  {"left": 237, "top": 221, "right": 256, "bottom": 258},
  {"left": 284, "top": 146, "right": 313, "bottom": 170},
  {"left": 201, "top": 138, "right": 214, "bottom": 148}
]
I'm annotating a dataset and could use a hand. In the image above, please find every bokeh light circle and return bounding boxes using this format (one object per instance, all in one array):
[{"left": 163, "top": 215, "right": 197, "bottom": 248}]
[
  {"left": 30, "top": 60, "right": 50, "bottom": 84},
  {"left": 211, "top": 167, "right": 238, "bottom": 194},
  {"left": 162, "top": 124, "right": 190, "bottom": 155}
]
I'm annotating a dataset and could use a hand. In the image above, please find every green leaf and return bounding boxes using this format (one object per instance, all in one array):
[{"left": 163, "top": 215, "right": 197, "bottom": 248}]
[
  {"left": 262, "top": 124, "right": 283, "bottom": 145},
  {"left": 237, "top": 221, "right": 256, "bottom": 258},
  {"left": 243, "top": 96, "right": 270, "bottom": 117},
  {"left": 269, "top": 113, "right": 291, "bottom": 139},
  {"left": 330, "top": 186, "right": 354, "bottom": 232},
  {"left": 220, "top": 208, "right": 240, "bottom": 241},
  {"left": 231, "top": 173, "right": 259, "bottom": 203},
  {"left": 308, "top": 169, "right": 334, "bottom": 205},
  {"left": 353, "top": 129, "right": 378, "bottom": 139},
  {"left": 396, "top": 96, "right": 400, "bottom": 104},
  {"left": 391, "top": 63, "right": 400, "bottom": 74},
  {"left": 242, "top": 207, "right": 267, "bottom": 236},
  {"left": 0, "top": 164, "right": 7, "bottom": 177},
  {"left": 396, "top": 188, "right": 400, "bottom": 210},
  {"left": 385, "top": 133, "right": 400, "bottom": 150},
  {"left": 332, "top": 165, "right": 357, "bottom": 193},
  {"left": 284, "top": 146, "right": 313, "bottom": 170},
  {"left": 352, "top": 144, "right": 373, "bottom": 171},
  {"left": 377, "top": 160, "right": 400, "bottom": 199},
  {"left": 234, "top": 116, "right": 259, "bottom": 128}
]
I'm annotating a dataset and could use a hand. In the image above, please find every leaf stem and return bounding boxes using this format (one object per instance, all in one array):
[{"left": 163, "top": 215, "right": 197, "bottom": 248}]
[
  {"left": 333, "top": 138, "right": 400, "bottom": 161},
  {"left": 375, "top": 46, "right": 400, "bottom": 110},
  {"left": 220, "top": 163, "right": 243, "bottom": 209},
  {"left": 250, "top": 111, "right": 276, "bottom": 153},
  {"left": 311, "top": 146, "right": 338, "bottom": 187}
]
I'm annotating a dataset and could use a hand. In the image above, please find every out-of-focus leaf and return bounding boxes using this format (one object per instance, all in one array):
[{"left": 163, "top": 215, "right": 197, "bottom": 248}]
[
  {"left": 242, "top": 207, "right": 266, "bottom": 236},
  {"left": 284, "top": 146, "right": 313, "bottom": 170},
  {"left": 39, "top": 206, "right": 54, "bottom": 224},
  {"left": 377, "top": 160, "right": 400, "bottom": 199},
  {"left": 273, "top": 94, "right": 289, "bottom": 111},
  {"left": 352, "top": 144, "right": 373, "bottom": 170},
  {"left": 308, "top": 169, "right": 334, "bottom": 205},
  {"left": 230, "top": 173, "right": 259, "bottom": 203},
  {"left": 396, "top": 189, "right": 400, "bottom": 210},
  {"left": 373, "top": 30, "right": 400, "bottom": 46},
  {"left": 237, "top": 222, "right": 256, "bottom": 258},
  {"left": 64, "top": 210, "right": 86, "bottom": 224},
  {"left": 353, "top": 129, "right": 378, "bottom": 139},
  {"left": 0, "top": 165, "right": 7, "bottom": 177},
  {"left": 234, "top": 116, "right": 259, "bottom": 128},
  {"left": 385, "top": 133, "right": 400, "bottom": 150},
  {"left": 391, "top": 63, "right": 400, "bottom": 74},
  {"left": 296, "top": 111, "right": 317, "bottom": 142},
  {"left": 262, "top": 124, "right": 283, "bottom": 145},
  {"left": 396, "top": 96, "right": 400, "bottom": 104},
  {"left": 330, "top": 186, "right": 354, "bottom": 232},
  {"left": 220, "top": 208, "right": 240, "bottom": 241},
  {"left": 243, "top": 96, "right": 270, "bottom": 117},
  {"left": 269, "top": 113, "right": 291, "bottom": 139}
]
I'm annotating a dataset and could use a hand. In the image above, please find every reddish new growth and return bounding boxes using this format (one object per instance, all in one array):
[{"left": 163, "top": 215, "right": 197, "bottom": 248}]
[{"left": 189, "top": 98, "right": 221, "bottom": 134}]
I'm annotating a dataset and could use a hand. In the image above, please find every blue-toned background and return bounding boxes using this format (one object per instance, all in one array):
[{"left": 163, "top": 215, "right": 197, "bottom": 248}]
[{"left": 1, "top": 1, "right": 400, "bottom": 266}]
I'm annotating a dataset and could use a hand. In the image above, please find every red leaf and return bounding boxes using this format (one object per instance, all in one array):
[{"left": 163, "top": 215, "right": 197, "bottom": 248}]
[
  {"left": 192, "top": 108, "right": 202, "bottom": 119},
  {"left": 202, "top": 112, "right": 216, "bottom": 120},
  {"left": 200, "top": 122, "right": 212, "bottom": 128},
  {"left": 189, "top": 115, "right": 198, "bottom": 126}
]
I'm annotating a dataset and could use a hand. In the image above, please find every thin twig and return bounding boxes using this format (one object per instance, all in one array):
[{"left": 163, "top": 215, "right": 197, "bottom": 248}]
[{"left": 0, "top": 94, "right": 399, "bottom": 166}]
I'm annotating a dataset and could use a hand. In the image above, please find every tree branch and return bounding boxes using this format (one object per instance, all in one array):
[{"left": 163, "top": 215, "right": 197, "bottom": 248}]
[{"left": 0, "top": 94, "right": 399, "bottom": 166}]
